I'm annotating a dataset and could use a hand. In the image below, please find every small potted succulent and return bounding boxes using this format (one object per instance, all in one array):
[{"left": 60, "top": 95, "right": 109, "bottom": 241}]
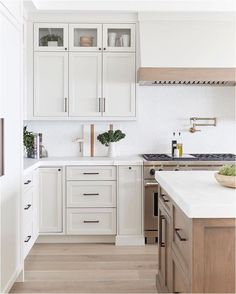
[
  {"left": 97, "top": 129, "right": 126, "bottom": 157},
  {"left": 23, "top": 126, "right": 35, "bottom": 158},
  {"left": 40, "top": 34, "right": 62, "bottom": 47},
  {"left": 215, "top": 165, "right": 236, "bottom": 188}
]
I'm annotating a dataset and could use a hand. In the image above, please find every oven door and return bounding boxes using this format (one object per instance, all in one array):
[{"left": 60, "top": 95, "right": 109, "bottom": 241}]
[{"left": 144, "top": 180, "right": 159, "bottom": 235}]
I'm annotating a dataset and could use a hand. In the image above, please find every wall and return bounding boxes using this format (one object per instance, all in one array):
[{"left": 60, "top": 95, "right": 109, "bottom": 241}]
[{"left": 26, "top": 85, "right": 236, "bottom": 157}]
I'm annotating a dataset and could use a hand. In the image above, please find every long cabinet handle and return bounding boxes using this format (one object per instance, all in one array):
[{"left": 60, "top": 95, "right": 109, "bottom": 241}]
[
  {"left": 98, "top": 98, "right": 101, "bottom": 113},
  {"left": 103, "top": 98, "right": 106, "bottom": 113},
  {"left": 160, "top": 215, "right": 165, "bottom": 247},
  {"left": 83, "top": 193, "right": 99, "bottom": 196},
  {"left": 83, "top": 172, "right": 99, "bottom": 175},
  {"left": 64, "top": 98, "right": 68, "bottom": 112},
  {"left": 83, "top": 220, "right": 100, "bottom": 223},
  {"left": 175, "top": 228, "right": 187, "bottom": 241}
]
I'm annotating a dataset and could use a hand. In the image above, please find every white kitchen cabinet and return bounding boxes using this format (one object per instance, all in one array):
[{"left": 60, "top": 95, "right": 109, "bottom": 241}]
[
  {"left": 34, "top": 52, "right": 68, "bottom": 117},
  {"left": 118, "top": 166, "right": 142, "bottom": 235},
  {"left": 34, "top": 23, "right": 68, "bottom": 52},
  {"left": 67, "top": 181, "right": 116, "bottom": 208},
  {"left": 103, "top": 53, "right": 136, "bottom": 117},
  {"left": 39, "top": 168, "right": 63, "bottom": 233},
  {"left": 69, "top": 24, "right": 102, "bottom": 52},
  {"left": 103, "top": 24, "right": 135, "bottom": 52},
  {"left": 69, "top": 52, "right": 102, "bottom": 117},
  {"left": 67, "top": 208, "right": 116, "bottom": 235}
]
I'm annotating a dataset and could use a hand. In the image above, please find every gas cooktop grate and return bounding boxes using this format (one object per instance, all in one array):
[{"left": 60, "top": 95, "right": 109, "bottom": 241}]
[{"left": 143, "top": 153, "right": 236, "bottom": 161}]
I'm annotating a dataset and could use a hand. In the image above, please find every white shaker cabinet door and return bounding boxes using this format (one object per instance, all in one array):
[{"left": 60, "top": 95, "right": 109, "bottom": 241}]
[
  {"left": 39, "top": 168, "right": 63, "bottom": 233},
  {"left": 102, "top": 53, "right": 136, "bottom": 117},
  {"left": 118, "top": 166, "right": 142, "bottom": 235},
  {"left": 69, "top": 52, "right": 102, "bottom": 117},
  {"left": 34, "top": 52, "right": 68, "bottom": 117}
]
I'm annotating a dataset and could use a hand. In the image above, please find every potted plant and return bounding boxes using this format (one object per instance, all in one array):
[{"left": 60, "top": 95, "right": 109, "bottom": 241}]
[
  {"left": 97, "top": 129, "right": 126, "bottom": 157},
  {"left": 215, "top": 165, "right": 236, "bottom": 188},
  {"left": 40, "top": 34, "right": 62, "bottom": 47},
  {"left": 23, "top": 126, "right": 35, "bottom": 158}
]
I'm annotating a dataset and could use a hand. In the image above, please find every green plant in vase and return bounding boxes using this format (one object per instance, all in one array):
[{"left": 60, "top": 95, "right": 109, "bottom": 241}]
[
  {"left": 97, "top": 129, "right": 126, "bottom": 157},
  {"left": 40, "top": 34, "right": 63, "bottom": 46},
  {"left": 23, "top": 126, "right": 35, "bottom": 158}
]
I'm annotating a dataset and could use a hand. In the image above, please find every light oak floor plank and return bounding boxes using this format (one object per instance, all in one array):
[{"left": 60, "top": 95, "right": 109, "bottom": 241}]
[{"left": 10, "top": 243, "right": 158, "bottom": 293}]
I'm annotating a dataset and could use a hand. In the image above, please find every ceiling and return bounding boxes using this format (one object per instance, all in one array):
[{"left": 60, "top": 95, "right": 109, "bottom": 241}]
[{"left": 27, "top": 0, "right": 236, "bottom": 12}]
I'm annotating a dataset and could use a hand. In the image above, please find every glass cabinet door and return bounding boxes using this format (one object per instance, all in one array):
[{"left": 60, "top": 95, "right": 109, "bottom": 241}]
[
  {"left": 34, "top": 23, "right": 68, "bottom": 51},
  {"left": 103, "top": 24, "right": 135, "bottom": 52},
  {"left": 69, "top": 24, "right": 102, "bottom": 52}
]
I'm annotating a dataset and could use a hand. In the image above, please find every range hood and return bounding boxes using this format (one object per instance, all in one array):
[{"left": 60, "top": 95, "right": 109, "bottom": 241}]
[
  {"left": 138, "top": 68, "right": 236, "bottom": 86},
  {"left": 138, "top": 13, "right": 236, "bottom": 86}
]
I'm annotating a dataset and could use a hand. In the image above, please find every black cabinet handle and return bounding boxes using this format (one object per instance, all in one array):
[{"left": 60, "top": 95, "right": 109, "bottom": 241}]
[
  {"left": 83, "top": 172, "right": 99, "bottom": 175},
  {"left": 58, "top": 169, "right": 61, "bottom": 172},
  {"left": 175, "top": 228, "right": 187, "bottom": 241},
  {"left": 65, "top": 48, "right": 67, "bottom": 50},
  {"left": 24, "top": 235, "right": 31, "bottom": 243},
  {"left": 160, "top": 215, "right": 165, "bottom": 247},
  {"left": 83, "top": 220, "right": 99, "bottom": 223},
  {"left": 24, "top": 204, "right": 32, "bottom": 210},
  {"left": 103, "top": 47, "right": 106, "bottom": 50},
  {"left": 83, "top": 193, "right": 99, "bottom": 196},
  {"left": 24, "top": 180, "right": 31, "bottom": 185},
  {"left": 99, "top": 48, "right": 102, "bottom": 50}
]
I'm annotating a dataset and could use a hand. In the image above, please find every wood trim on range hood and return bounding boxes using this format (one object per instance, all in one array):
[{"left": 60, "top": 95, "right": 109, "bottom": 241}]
[{"left": 137, "top": 68, "right": 236, "bottom": 86}]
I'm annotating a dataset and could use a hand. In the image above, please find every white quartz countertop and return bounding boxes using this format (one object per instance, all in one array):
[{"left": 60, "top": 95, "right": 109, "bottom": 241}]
[
  {"left": 24, "top": 156, "right": 143, "bottom": 174},
  {"left": 155, "top": 171, "right": 236, "bottom": 218}
]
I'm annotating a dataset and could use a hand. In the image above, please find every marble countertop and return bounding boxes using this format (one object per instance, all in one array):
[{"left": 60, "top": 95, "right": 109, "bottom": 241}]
[
  {"left": 24, "top": 156, "right": 143, "bottom": 174},
  {"left": 155, "top": 171, "right": 236, "bottom": 218}
]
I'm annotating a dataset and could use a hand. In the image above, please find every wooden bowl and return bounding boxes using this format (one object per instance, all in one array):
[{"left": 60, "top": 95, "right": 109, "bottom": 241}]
[{"left": 214, "top": 173, "right": 236, "bottom": 189}]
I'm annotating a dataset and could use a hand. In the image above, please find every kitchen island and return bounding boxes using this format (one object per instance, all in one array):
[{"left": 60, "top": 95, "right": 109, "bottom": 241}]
[{"left": 155, "top": 171, "right": 235, "bottom": 294}]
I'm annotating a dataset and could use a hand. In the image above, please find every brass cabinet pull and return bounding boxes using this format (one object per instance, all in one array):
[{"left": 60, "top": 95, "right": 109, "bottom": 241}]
[
  {"left": 83, "top": 220, "right": 99, "bottom": 223},
  {"left": 175, "top": 228, "right": 187, "bottom": 241}
]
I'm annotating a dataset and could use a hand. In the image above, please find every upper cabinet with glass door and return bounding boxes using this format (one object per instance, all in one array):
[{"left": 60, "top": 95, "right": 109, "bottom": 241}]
[
  {"left": 69, "top": 24, "right": 102, "bottom": 52},
  {"left": 34, "top": 23, "right": 68, "bottom": 51},
  {"left": 103, "top": 24, "right": 135, "bottom": 52}
]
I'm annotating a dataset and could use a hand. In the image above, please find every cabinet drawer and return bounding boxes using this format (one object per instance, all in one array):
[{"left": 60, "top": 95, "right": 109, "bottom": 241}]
[
  {"left": 67, "top": 208, "right": 116, "bottom": 235},
  {"left": 172, "top": 204, "right": 191, "bottom": 270},
  {"left": 23, "top": 187, "right": 34, "bottom": 224},
  {"left": 23, "top": 173, "right": 33, "bottom": 191},
  {"left": 66, "top": 166, "right": 116, "bottom": 181},
  {"left": 172, "top": 251, "right": 190, "bottom": 294},
  {"left": 67, "top": 181, "right": 116, "bottom": 208},
  {"left": 159, "top": 188, "right": 172, "bottom": 213},
  {"left": 23, "top": 221, "right": 34, "bottom": 259}
]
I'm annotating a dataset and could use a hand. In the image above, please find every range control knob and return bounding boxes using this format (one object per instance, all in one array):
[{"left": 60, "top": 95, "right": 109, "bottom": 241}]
[
  {"left": 158, "top": 168, "right": 163, "bottom": 171},
  {"left": 150, "top": 169, "right": 156, "bottom": 176}
]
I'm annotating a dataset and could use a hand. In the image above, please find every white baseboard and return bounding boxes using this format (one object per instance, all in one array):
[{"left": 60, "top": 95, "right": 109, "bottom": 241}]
[
  {"left": 37, "top": 235, "right": 116, "bottom": 243},
  {"left": 2, "top": 264, "right": 23, "bottom": 293},
  {"left": 115, "top": 235, "right": 145, "bottom": 246}
]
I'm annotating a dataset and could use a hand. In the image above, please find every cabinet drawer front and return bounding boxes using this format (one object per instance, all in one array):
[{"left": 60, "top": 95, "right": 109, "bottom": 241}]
[
  {"left": 67, "top": 208, "right": 116, "bottom": 235},
  {"left": 67, "top": 166, "right": 116, "bottom": 181},
  {"left": 172, "top": 252, "right": 190, "bottom": 294},
  {"left": 23, "top": 221, "right": 34, "bottom": 259},
  {"left": 23, "top": 173, "right": 33, "bottom": 191},
  {"left": 23, "top": 187, "right": 34, "bottom": 224},
  {"left": 67, "top": 181, "right": 116, "bottom": 207},
  {"left": 172, "top": 204, "right": 191, "bottom": 270},
  {"left": 159, "top": 188, "right": 172, "bottom": 212}
]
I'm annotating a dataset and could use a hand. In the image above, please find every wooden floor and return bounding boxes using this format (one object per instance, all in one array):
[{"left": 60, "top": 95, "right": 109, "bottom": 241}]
[{"left": 10, "top": 243, "right": 158, "bottom": 293}]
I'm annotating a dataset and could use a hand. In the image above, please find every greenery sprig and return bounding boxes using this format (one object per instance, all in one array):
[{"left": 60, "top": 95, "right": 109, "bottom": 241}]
[
  {"left": 97, "top": 130, "right": 126, "bottom": 147},
  {"left": 23, "top": 126, "right": 34, "bottom": 154},
  {"left": 219, "top": 165, "right": 236, "bottom": 176}
]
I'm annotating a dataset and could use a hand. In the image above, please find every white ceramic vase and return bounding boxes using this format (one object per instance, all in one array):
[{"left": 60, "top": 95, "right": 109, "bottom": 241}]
[{"left": 108, "top": 143, "right": 116, "bottom": 157}]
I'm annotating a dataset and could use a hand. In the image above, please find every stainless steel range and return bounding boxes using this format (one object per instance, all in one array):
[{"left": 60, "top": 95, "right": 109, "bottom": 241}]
[{"left": 143, "top": 153, "right": 236, "bottom": 243}]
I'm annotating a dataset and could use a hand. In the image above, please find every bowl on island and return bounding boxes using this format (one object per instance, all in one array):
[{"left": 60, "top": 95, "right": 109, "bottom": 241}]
[{"left": 215, "top": 165, "right": 236, "bottom": 189}]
